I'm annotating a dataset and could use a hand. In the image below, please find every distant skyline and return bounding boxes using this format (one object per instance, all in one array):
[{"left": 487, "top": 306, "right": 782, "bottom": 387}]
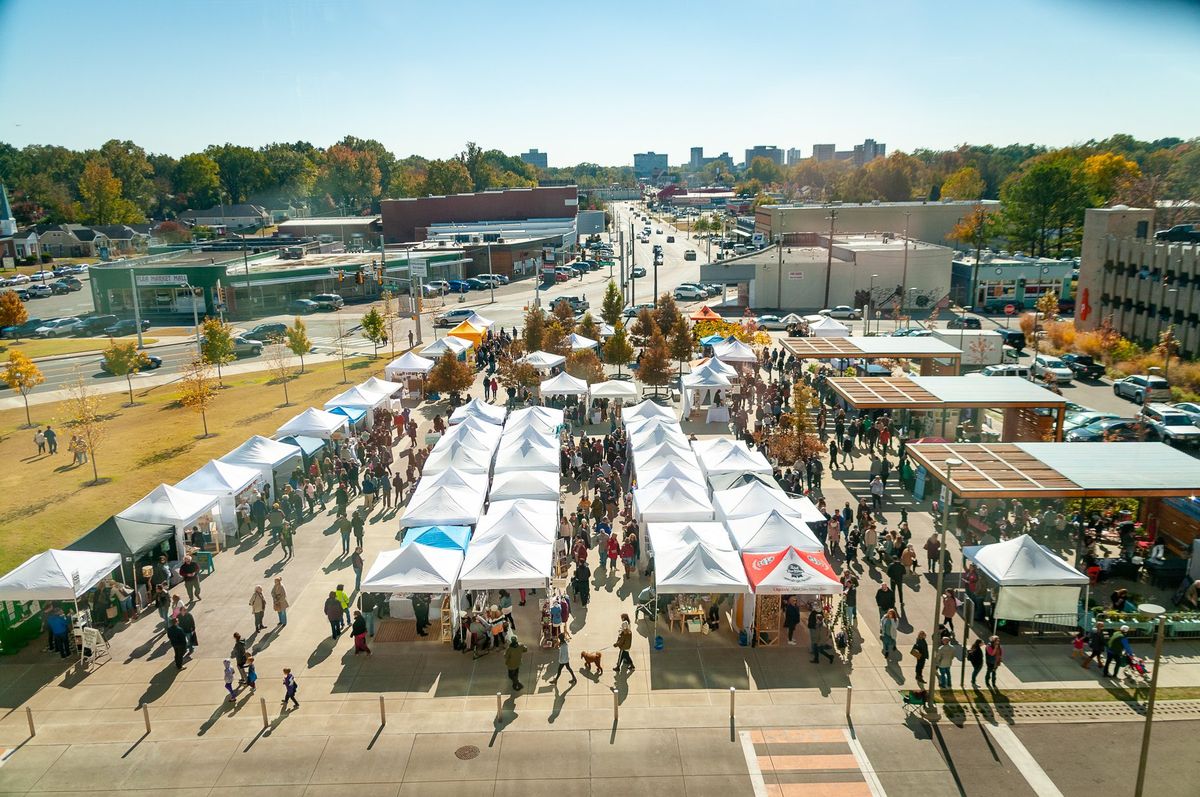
[{"left": 1, "top": 0, "right": 1198, "bottom": 166}]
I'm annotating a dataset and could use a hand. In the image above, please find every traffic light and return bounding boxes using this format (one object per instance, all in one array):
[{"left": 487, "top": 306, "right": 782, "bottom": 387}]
[
  {"left": 337, "top": 270, "right": 344, "bottom": 283},
  {"left": 356, "top": 271, "right": 365, "bottom": 285}
]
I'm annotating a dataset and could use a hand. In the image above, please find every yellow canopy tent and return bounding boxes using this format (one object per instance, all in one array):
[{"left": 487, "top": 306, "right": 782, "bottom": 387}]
[{"left": 447, "top": 320, "right": 484, "bottom": 348}]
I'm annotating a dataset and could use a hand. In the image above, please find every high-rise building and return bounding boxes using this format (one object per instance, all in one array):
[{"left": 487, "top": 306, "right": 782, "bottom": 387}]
[
  {"left": 812, "top": 144, "right": 836, "bottom": 163},
  {"left": 852, "top": 139, "right": 886, "bottom": 166},
  {"left": 633, "top": 152, "right": 669, "bottom": 179},
  {"left": 786, "top": 148, "right": 804, "bottom": 165},
  {"left": 745, "top": 145, "right": 784, "bottom": 167},
  {"left": 690, "top": 147, "right": 705, "bottom": 169},
  {"left": 519, "top": 149, "right": 548, "bottom": 170}
]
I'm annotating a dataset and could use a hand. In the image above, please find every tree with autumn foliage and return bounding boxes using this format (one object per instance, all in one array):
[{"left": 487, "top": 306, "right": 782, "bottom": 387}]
[
  {"left": 603, "top": 321, "right": 635, "bottom": 377},
  {"left": 630, "top": 306, "right": 657, "bottom": 347},
  {"left": 939, "top": 166, "right": 986, "bottom": 200},
  {"left": 2, "top": 350, "right": 43, "bottom": 427},
  {"left": 1083, "top": 152, "right": 1141, "bottom": 205},
  {"left": 0, "top": 290, "right": 28, "bottom": 334},
  {"left": 638, "top": 328, "right": 674, "bottom": 396},
  {"left": 653, "top": 292, "right": 680, "bottom": 336},
  {"left": 691, "top": 318, "right": 771, "bottom": 346},
  {"left": 427, "top": 350, "right": 475, "bottom": 402},
  {"left": 523, "top": 305, "right": 545, "bottom": 352},
  {"left": 668, "top": 314, "right": 693, "bottom": 378},
  {"left": 566, "top": 349, "right": 606, "bottom": 384},
  {"left": 600, "top": 279, "right": 625, "bottom": 326},
  {"left": 498, "top": 349, "right": 541, "bottom": 391},
  {"left": 765, "top": 380, "right": 825, "bottom": 467},
  {"left": 577, "top": 312, "right": 600, "bottom": 342}
]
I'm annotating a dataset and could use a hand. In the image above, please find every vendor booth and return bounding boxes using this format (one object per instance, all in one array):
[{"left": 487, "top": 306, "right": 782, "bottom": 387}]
[
  {"left": 648, "top": 526, "right": 749, "bottom": 637},
  {"left": 499, "top": 423, "right": 558, "bottom": 449},
  {"left": 633, "top": 440, "right": 699, "bottom": 472},
  {"left": 740, "top": 547, "right": 843, "bottom": 646},
  {"left": 962, "top": 534, "right": 1089, "bottom": 628},
  {"left": 275, "top": 407, "right": 348, "bottom": 440},
  {"left": 707, "top": 471, "right": 780, "bottom": 493},
  {"left": 176, "top": 460, "right": 264, "bottom": 538},
  {"left": 567, "top": 333, "right": 599, "bottom": 352},
  {"left": 681, "top": 369, "right": 732, "bottom": 420},
  {"left": 384, "top": 351, "right": 435, "bottom": 383},
  {"left": 464, "top": 312, "right": 495, "bottom": 330},
  {"left": 521, "top": 350, "right": 567, "bottom": 372},
  {"left": 401, "top": 469, "right": 488, "bottom": 528},
  {"left": 276, "top": 435, "right": 325, "bottom": 463},
  {"left": 726, "top": 510, "right": 825, "bottom": 553},
  {"left": 634, "top": 478, "right": 715, "bottom": 523},
  {"left": 712, "top": 338, "right": 759, "bottom": 364},
  {"left": 458, "top": 535, "right": 554, "bottom": 591},
  {"left": 402, "top": 525, "right": 470, "bottom": 551},
  {"left": 422, "top": 335, "right": 473, "bottom": 360},
  {"left": 692, "top": 439, "right": 772, "bottom": 477},
  {"left": 447, "top": 320, "right": 485, "bottom": 349},
  {"left": 493, "top": 438, "right": 559, "bottom": 474},
  {"left": 358, "top": 376, "right": 406, "bottom": 401},
  {"left": 506, "top": 405, "right": 565, "bottom": 433},
  {"left": 67, "top": 515, "right": 176, "bottom": 590},
  {"left": 488, "top": 469, "right": 561, "bottom": 502},
  {"left": 714, "top": 482, "right": 825, "bottom": 523},
  {"left": 220, "top": 435, "right": 303, "bottom": 493},
  {"left": 630, "top": 422, "right": 689, "bottom": 451},
  {"left": 637, "top": 459, "right": 706, "bottom": 487},
  {"left": 324, "top": 386, "right": 388, "bottom": 427},
  {"left": 809, "top": 316, "right": 851, "bottom": 337},
  {"left": 117, "top": 484, "right": 222, "bottom": 555},
  {"left": 361, "top": 544, "right": 463, "bottom": 595},
  {"left": 423, "top": 437, "right": 497, "bottom": 475},
  {"left": 450, "top": 397, "right": 507, "bottom": 426},
  {"left": 691, "top": 306, "right": 723, "bottom": 322},
  {"left": 624, "top": 399, "right": 677, "bottom": 422},
  {"left": 328, "top": 405, "right": 367, "bottom": 429},
  {"left": 0, "top": 549, "right": 122, "bottom": 638},
  {"left": 539, "top": 372, "right": 588, "bottom": 400},
  {"left": 589, "top": 380, "right": 638, "bottom": 402},
  {"left": 438, "top": 416, "right": 504, "bottom": 450},
  {"left": 476, "top": 499, "right": 559, "bottom": 540}
]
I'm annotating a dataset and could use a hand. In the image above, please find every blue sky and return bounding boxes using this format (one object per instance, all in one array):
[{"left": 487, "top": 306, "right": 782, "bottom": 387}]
[{"left": 1, "top": 0, "right": 1198, "bottom": 165}]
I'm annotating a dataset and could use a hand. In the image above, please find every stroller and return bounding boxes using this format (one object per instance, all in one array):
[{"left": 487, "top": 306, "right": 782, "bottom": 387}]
[{"left": 634, "top": 586, "right": 663, "bottom": 622}]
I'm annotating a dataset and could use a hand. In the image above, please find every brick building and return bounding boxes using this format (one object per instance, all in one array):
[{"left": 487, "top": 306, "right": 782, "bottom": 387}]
[{"left": 380, "top": 186, "right": 578, "bottom": 243}]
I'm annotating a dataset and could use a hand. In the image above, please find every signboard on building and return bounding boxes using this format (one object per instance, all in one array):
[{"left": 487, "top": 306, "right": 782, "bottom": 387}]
[
  {"left": 1, "top": 257, "right": 13, "bottom": 270},
  {"left": 788, "top": 271, "right": 805, "bottom": 280},
  {"left": 134, "top": 273, "right": 189, "bottom": 287},
  {"left": 409, "top": 260, "right": 428, "bottom": 278},
  {"left": 542, "top": 247, "right": 556, "bottom": 264}
]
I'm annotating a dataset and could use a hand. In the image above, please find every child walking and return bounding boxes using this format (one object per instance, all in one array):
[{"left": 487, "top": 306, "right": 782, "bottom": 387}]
[
  {"left": 245, "top": 655, "right": 258, "bottom": 694},
  {"left": 223, "top": 660, "right": 237, "bottom": 702}
]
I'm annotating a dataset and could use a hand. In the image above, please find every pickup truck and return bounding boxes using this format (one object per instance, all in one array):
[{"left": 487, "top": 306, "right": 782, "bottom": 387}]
[
  {"left": 1060, "top": 353, "right": 1105, "bottom": 380},
  {"left": 1155, "top": 224, "right": 1200, "bottom": 243}
]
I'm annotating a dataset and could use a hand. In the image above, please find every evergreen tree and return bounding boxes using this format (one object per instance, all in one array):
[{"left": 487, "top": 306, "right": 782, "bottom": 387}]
[
  {"left": 603, "top": 321, "right": 635, "bottom": 377},
  {"left": 523, "top": 305, "right": 545, "bottom": 352},
  {"left": 638, "top": 328, "right": 673, "bottom": 396},
  {"left": 600, "top": 279, "right": 625, "bottom": 326}
]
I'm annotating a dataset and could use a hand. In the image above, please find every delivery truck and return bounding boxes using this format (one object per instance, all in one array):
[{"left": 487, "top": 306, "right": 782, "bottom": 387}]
[{"left": 931, "top": 328, "right": 1004, "bottom": 369}]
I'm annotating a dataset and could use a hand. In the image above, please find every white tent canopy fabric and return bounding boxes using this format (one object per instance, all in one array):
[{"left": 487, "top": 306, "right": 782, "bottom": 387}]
[
  {"left": 636, "top": 459, "right": 706, "bottom": 486},
  {"left": 506, "top": 405, "right": 564, "bottom": 433},
  {"left": 624, "top": 414, "right": 680, "bottom": 437},
  {"left": 693, "top": 357, "right": 737, "bottom": 378},
  {"left": 743, "top": 548, "right": 842, "bottom": 595},
  {"left": 597, "top": 322, "right": 615, "bottom": 338},
  {"left": 726, "top": 510, "right": 825, "bottom": 553},
  {"left": 177, "top": 460, "right": 264, "bottom": 534},
  {"left": 360, "top": 544, "right": 463, "bottom": 594},
  {"left": 694, "top": 440, "right": 773, "bottom": 477},
  {"left": 630, "top": 423, "right": 689, "bottom": 451},
  {"left": 540, "top": 372, "right": 588, "bottom": 396},
  {"left": 358, "top": 377, "right": 406, "bottom": 399},
  {"left": 423, "top": 441, "right": 496, "bottom": 475},
  {"left": 634, "top": 478, "right": 714, "bottom": 523},
  {"left": 589, "top": 380, "right": 638, "bottom": 400},
  {"left": 117, "top": 484, "right": 221, "bottom": 551},
  {"left": 810, "top": 316, "right": 851, "bottom": 337},
  {"left": 567, "top": 333, "right": 599, "bottom": 351},
  {"left": 422, "top": 336, "right": 473, "bottom": 359},
  {"left": 478, "top": 499, "right": 559, "bottom": 534},
  {"left": 712, "top": 338, "right": 758, "bottom": 363},
  {"left": 437, "top": 418, "right": 504, "bottom": 452},
  {"left": 963, "top": 535, "right": 1089, "bottom": 623},
  {"left": 648, "top": 521, "right": 735, "bottom": 555},
  {"left": 324, "top": 386, "right": 387, "bottom": 426},
  {"left": 474, "top": 503, "right": 558, "bottom": 546},
  {"left": 632, "top": 440, "right": 698, "bottom": 471},
  {"left": 680, "top": 369, "right": 732, "bottom": 416},
  {"left": 0, "top": 549, "right": 122, "bottom": 602},
  {"left": 493, "top": 438, "right": 559, "bottom": 473},
  {"left": 450, "top": 397, "right": 507, "bottom": 426},
  {"left": 220, "top": 435, "right": 303, "bottom": 489},
  {"left": 384, "top": 351, "right": 435, "bottom": 380},
  {"left": 464, "top": 312, "right": 495, "bottom": 329},
  {"left": 713, "top": 483, "right": 826, "bottom": 523},
  {"left": 522, "top": 350, "right": 567, "bottom": 370},
  {"left": 458, "top": 535, "right": 553, "bottom": 591},
  {"left": 624, "top": 399, "right": 677, "bottom": 422},
  {"left": 487, "top": 470, "right": 560, "bottom": 502},
  {"left": 401, "top": 469, "right": 488, "bottom": 527},
  {"left": 275, "top": 408, "right": 349, "bottom": 440},
  {"left": 654, "top": 542, "right": 750, "bottom": 594}
]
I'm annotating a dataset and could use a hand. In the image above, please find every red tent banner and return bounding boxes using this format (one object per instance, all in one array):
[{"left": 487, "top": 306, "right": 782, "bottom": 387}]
[{"left": 741, "top": 547, "right": 842, "bottom": 595}]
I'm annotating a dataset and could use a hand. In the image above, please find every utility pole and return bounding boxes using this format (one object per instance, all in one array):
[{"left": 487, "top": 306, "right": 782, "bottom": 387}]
[
  {"left": 901, "top": 211, "right": 910, "bottom": 313},
  {"left": 822, "top": 209, "right": 837, "bottom": 309},
  {"left": 129, "top": 268, "right": 145, "bottom": 350},
  {"left": 775, "top": 208, "right": 787, "bottom": 309}
]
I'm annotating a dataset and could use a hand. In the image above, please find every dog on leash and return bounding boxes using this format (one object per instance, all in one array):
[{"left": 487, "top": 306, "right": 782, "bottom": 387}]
[{"left": 579, "top": 650, "right": 603, "bottom": 674}]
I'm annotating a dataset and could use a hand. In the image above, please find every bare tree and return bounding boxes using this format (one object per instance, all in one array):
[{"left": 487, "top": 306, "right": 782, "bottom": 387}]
[
  {"left": 64, "top": 371, "right": 107, "bottom": 484},
  {"left": 264, "top": 343, "right": 294, "bottom": 406}
]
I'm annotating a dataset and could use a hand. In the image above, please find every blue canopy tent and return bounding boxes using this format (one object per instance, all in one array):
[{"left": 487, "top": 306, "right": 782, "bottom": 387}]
[
  {"left": 277, "top": 435, "right": 326, "bottom": 463},
  {"left": 401, "top": 525, "right": 470, "bottom": 551},
  {"left": 329, "top": 405, "right": 367, "bottom": 428},
  {"left": 700, "top": 334, "right": 726, "bottom": 346}
]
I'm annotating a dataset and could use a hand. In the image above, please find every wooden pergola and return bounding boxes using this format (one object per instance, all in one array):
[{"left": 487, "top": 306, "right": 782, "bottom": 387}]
[{"left": 781, "top": 335, "right": 962, "bottom": 375}]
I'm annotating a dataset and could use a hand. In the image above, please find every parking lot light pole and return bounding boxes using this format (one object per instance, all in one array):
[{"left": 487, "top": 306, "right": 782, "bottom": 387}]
[
  {"left": 928, "top": 457, "right": 962, "bottom": 711},
  {"left": 868, "top": 274, "right": 878, "bottom": 334},
  {"left": 1134, "top": 603, "right": 1167, "bottom": 797}
]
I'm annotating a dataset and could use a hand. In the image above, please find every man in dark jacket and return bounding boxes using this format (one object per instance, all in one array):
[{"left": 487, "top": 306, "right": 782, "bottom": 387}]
[
  {"left": 177, "top": 606, "right": 197, "bottom": 656},
  {"left": 875, "top": 583, "right": 896, "bottom": 618},
  {"left": 166, "top": 618, "right": 188, "bottom": 670},
  {"left": 783, "top": 596, "right": 801, "bottom": 645},
  {"left": 250, "top": 496, "right": 268, "bottom": 537},
  {"left": 1084, "top": 621, "right": 1106, "bottom": 670},
  {"left": 886, "top": 558, "right": 907, "bottom": 607},
  {"left": 504, "top": 636, "right": 528, "bottom": 691},
  {"left": 231, "top": 632, "right": 248, "bottom": 684},
  {"left": 179, "top": 555, "right": 201, "bottom": 602}
]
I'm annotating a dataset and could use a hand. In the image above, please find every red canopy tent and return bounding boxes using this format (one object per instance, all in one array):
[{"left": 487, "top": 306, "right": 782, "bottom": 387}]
[
  {"left": 741, "top": 547, "right": 842, "bottom": 595},
  {"left": 690, "top": 305, "right": 723, "bottom": 322}
]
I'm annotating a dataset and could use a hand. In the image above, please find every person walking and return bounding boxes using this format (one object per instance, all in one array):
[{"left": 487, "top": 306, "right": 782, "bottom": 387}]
[
  {"left": 934, "top": 636, "right": 956, "bottom": 688},
  {"left": 44, "top": 425, "right": 57, "bottom": 455},
  {"left": 924, "top": 532, "right": 940, "bottom": 573},
  {"left": 412, "top": 593, "right": 430, "bottom": 637},
  {"left": 880, "top": 608, "right": 899, "bottom": 660},
  {"left": 223, "top": 659, "right": 237, "bottom": 702},
  {"left": 338, "top": 514, "right": 352, "bottom": 555},
  {"left": 886, "top": 557, "right": 906, "bottom": 608},
  {"left": 324, "top": 591, "right": 343, "bottom": 639},
  {"left": 250, "top": 494, "right": 268, "bottom": 537},
  {"left": 808, "top": 606, "right": 834, "bottom": 663},
  {"left": 941, "top": 589, "right": 958, "bottom": 634},
  {"left": 1103, "top": 625, "right": 1132, "bottom": 678},
  {"left": 281, "top": 668, "right": 300, "bottom": 710},
  {"left": 911, "top": 630, "right": 929, "bottom": 685},
  {"left": 874, "top": 582, "right": 895, "bottom": 619},
  {"left": 351, "top": 548, "right": 364, "bottom": 592},
  {"left": 178, "top": 605, "right": 198, "bottom": 657},
  {"left": 351, "top": 508, "right": 365, "bottom": 550},
  {"left": 245, "top": 655, "right": 258, "bottom": 694},
  {"left": 966, "top": 639, "right": 985, "bottom": 687},
  {"left": 504, "top": 636, "right": 529, "bottom": 691},
  {"left": 232, "top": 632, "right": 248, "bottom": 684},
  {"left": 166, "top": 618, "right": 188, "bottom": 670},
  {"left": 614, "top": 614, "right": 634, "bottom": 673},
  {"left": 1084, "top": 620, "right": 1106, "bottom": 670},
  {"left": 335, "top": 584, "right": 352, "bottom": 626},
  {"left": 248, "top": 586, "right": 266, "bottom": 631},
  {"left": 271, "top": 577, "right": 288, "bottom": 627},
  {"left": 179, "top": 555, "right": 201, "bottom": 602},
  {"left": 153, "top": 583, "right": 171, "bottom": 628},
  {"left": 550, "top": 632, "right": 578, "bottom": 685},
  {"left": 351, "top": 611, "right": 371, "bottom": 655},
  {"left": 869, "top": 475, "right": 884, "bottom": 512},
  {"left": 783, "top": 596, "right": 801, "bottom": 646},
  {"left": 984, "top": 635, "right": 1004, "bottom": 688},
  {"left": 34, "top": 427, "right": 45, "bottom": 454}
]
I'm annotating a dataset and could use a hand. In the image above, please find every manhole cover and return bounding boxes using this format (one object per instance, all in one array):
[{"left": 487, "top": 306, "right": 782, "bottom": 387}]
[{"left": 455, "top": 745, "right": 480, "bottom": 760}]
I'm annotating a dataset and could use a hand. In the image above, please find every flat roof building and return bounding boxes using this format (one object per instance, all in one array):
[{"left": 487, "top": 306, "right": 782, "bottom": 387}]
[
  {"left": 380, "top": 185, "right": 578, "bottom": 243},
  {"left": 745, "top": 145, "right": 783, "bottom": 167},
  {"left": 951, "top": 252, "right": 1075, "bottom": 311},
  {"left": 275, "top": 216, "right": 381, "bottom": 248},
  {"left": 634, "top": 152, "right": 669, "bottom": 179},
  {"left": 520, "top": 149, "right": 548, "bottom": 169},
  {"left": 757, "top": 199, "right": 1001, "bottom": 250},
  {"left": 786, "top": 148, "right": 804, "bottom": 165}
]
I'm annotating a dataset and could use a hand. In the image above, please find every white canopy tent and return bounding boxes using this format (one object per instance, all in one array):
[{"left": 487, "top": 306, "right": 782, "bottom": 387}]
[
  {"left": 493, "top": 438, "right": 559, "bottom": 473},
  {"left": 540, "top": 372, "right": 588, "bottom": 397},
  {"left": 464, "top": 312, "right": 495, "bottom": 329},
  {"left": 963, "top": 535, "right": 1089, "bottom": 624},
  {"left": 401, "top": 469, "right": 488, "bottom": 528},
  {"left": 0, "top": 549, "right": 122, "bottom": 603},
  {"left": 623, "top": 414, "right": 680, "bottom": 437},
  {"left": 275, "top": 408, "right": 349, "bottom": 440},
  {"left": 726, "top": 510, "right": 825, "bottom": 553},
  {"left": 458, "top": 535, "right": 553, "bottom": 591},
  {"left": 499, "top": 423, "right": 558, "bottom": 449},
  {"left": 360, "top": 544, "right": 463, "bottom": 594},
  {"left": 653, "top": 541, "right": 750, "bottom": 595},
  {"left": 384, "top": 351, "right": 434, "bottom": 380},
  {"left": 632, "top": 440, "right": 698, "bottom": 471},
  {"left": 624, "top": 399, "right": 677, "bottom": 422},
  {"left": 437, "top": 417, "right": 504, "bottom": 451},
  {"left": 693, "top": 439, "right": 773, "bottom": 477},
  {"left": 630, "top": 423, "right": 689, "bottom": 451},
  {"left": 712, "top": 338, "right": 759, "bottom": 364},
  {"left": 779, "top": 313, "right": 804, "bottom": 326},
  {"left": 589, "top": 380, "right": 638, "bottom": 401},
  {"left": 636, "top": 459, "right": 706, "bottom": 487},
  {"left": 220, "top": 435, "right": 303, "bottom": 491},
  {"left": 567, "top": 333, "right": 599, "bottom": 352},
  {"left": 324, "top": 386, "right": 387, "bottom": 427},
  {"left": 478, "top": 499, "right": 559, "bottom": 533},
  {"left": 522, "top": 350, "right": 567, "bottom": 371},
  {"left": 474, "top": 501, "right": 559, "bottom": 545},
  {"left": 177, "top": 460, "right": 264, "bottom": 535},
  {"left": 423, "top": 440, "right": 496, "bottom": 475},
  {"left": 810, "top": 316, "right": 851, "bottom": 337},
  {"left": 634, "top": 477, "right": 714, "bottom": 523},
  {"left": 647, "top": 521, "right": 735, "bottom": 556},
  {"left": 487, "top": 470, "right": 560, "bottom": 502},
  {"left": 680, "top": 369, "right": 732, "bottom": 417},
  {"left": 422, "top": 335, "right": 473, "bottom": 359},
  {"left": 713, "top": 482, "right": 826, "bottom": 523},
  {"left": 506, "top": 405, "right": 564, "bottom": 433},
  {"left": 358, "top": 376, "right": 406, "bottom": 400},
  {"left": 597, "top": 322, "right": 615, "bottom": 338},
  {"left": 693, "top": 357, "right": 737, "bottom": 378},
  {"left": 450, "top": 397, "right": 507, "bottom": 426},
  {"left": 117, "top": 484, "right": 222, "bottom": 553}
]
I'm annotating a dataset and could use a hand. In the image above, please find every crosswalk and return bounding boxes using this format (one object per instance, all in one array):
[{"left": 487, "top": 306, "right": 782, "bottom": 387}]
[{"left": 741, "top": 728, "right": 885, "bottom": 797}]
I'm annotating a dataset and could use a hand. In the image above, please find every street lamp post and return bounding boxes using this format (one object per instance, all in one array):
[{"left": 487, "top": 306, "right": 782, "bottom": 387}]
[
  {"left": 1134, "top": 603, "right": 1167, "bottom": 797},
  {"left": 928, "top": 457, "right": 963, "bottom": 711},
  {"left": 868, "top": 274, "right": 879, "bottom": 335}
]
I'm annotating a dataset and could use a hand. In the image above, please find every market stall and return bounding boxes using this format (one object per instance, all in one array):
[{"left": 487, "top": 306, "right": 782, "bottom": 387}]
[
  {"left": 220, "top": 435, "right": 304, "bottom": 493},
  {"left": 506, "top": 405, "right": 565, "bottom": 434},
  {"left": 450, "top": 397, "right": 507, "bottom": 426},
  {"left": 634, "top": 477, "right": 715, "bottom": 524},
  {"left": 726, "top": 510, "right": 825, "bottom": 553},
  {"left": 117, "top": 484, "right": 223, "bottom": 555},
  {"left": 401, "top": 525, "right": 471, "bottom": 551},
  {"left": 276, "top": 435, "right": 326, "bottom": 464},
  {"left": 457, "top": 535, "right": 554, "bottom": 591},
  {"left": 567, "top": 333, "right": 599, "bottom": 352},
  {"left": 438, "top": 416, "right": 504, "bottom": 450},
  {"left": 487, "top": 469, "right": 561, "bottom": 502},
  {"left": 539, "top": 372, "right": 588, "bottom": 400},
  {"left": 361, "top": 543, "right": 464, "bottom": 595},
  {"left": 0, "top": 549, "right": 123, "bottom": 627},
  {"left": 692, "top": 439, "right": 773, "bottom": 477},
  {"left": 447, "top": 320, "right": 485, "bottom": 349},
  {"left": 691, "top": 306, "right": 723, "bottom": 322},
  {"left": 324, "top": 386, "right": 389, "bottom": 427},
  {"left": 632, "top": 440, "right": 699, "bottom": 473},
  {"left": 477, "top": 498, "right": 559, "bottom": 536},
  {"left": 809, "top": 316, "right": 851, "bottom": 337},
  {"left": 521, "top": 350, "right": 567, "bottom": 372},
  {"left": 358, "top": 376, "right": 407, "bottom": 402},
  {"left": 328, "top": 405, "right": 367, "bottom": 430},
  {"left": 649, "top": 526, "right": 750, "bottom": 637},
  {"left": 67, "top": 516, "right": 175, "bottom": 595},
  {"left": 713, "top": 482, "right": 825, "bottom": 523},
  {"left": 274, "top": 407, "right": 349, "bottom": 440},
  {"left": 711, "top": 337, "right": 758, "bottom": 364},
  {"left": 421, "top": 335, "right": 473, "bottom": 361},
  {"left": 493, "top": 438, "right": 559, "bottom": 474},
  {"left": 589, "top": 380, "right": 638, "bottom": 402},
  {"left": 707, "top": 471, "right": 780, "bottom": 493},
  {"left": 740, "top": 547, "right": 843, "bottom": 646},
  {"left": 623, "top": 399, "right": 677, "bottom": 423},
  {"left": 400, "top": 468, "right": 488, "bottom": 528},
  {"left": 384, "top": 351, "right": 435, "bottom": 383},
  {"left": 962, "top": 534, "right": 1089, "bottom": 627},
  {"left": 176, "top": 460, "right": 265, "bottom": 538},
  {"left": 423, "top": 437, "right": 497, "bottom": 475},
  {"left": 681, "top": 368, "right": 733, "bottom": 420},
  {"left": 636, "top": 459, "right": 706, "bottom": 487},
  {"left": 464, "top": 312, "right": 495, "bottom": 330}
]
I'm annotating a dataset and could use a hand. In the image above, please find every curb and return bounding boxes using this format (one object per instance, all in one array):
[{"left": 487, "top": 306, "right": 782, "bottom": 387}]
[{"left": 25, "top": 338, "right": 192, "bottom": 364}]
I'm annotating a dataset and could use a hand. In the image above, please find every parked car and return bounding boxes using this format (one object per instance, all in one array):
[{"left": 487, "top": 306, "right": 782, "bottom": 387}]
[
  {"left": 1155, "top": 224, "right": 1200, "bottom": 243},
  {"left": 683, "top": 249, "right": 697, "bottom": 261},
  {"left": 996, "top": 329, "right": 1026, "bottom": 350},
  {"left": 755, "top": 315, "right": 787, "bottom": 331},
  {"left": 465, "top": 278, "right": 489, "bottom": 290},
  {"left": 1031, "top": 354, "right": 1074, "bottom": 385},
  {"left": 1065, "top": 417, "right": 1160, "bottom": 443},
  {"left": 979, "top": 364, "right": 1031, "bottom": 378},
  {"left": 1, "top": 318, "right": 45, "bottom": 339},
  {"left": 425, "top": 280, "right": 450, "bottom": 294},
  {"left": 674, "top": 285, "right": 706, "bottom": 300},
  {"left": 631, "top": 266, "right": 646, "bottom": 278},
  {"left": 49, "top": 281, "right": 72, "bottom": 295},
  {"left": 7, "top": 273, "right": 30, "bottom": 285},
  {"left": 310, "top": 293, "right": 344, "bottom": 310},
  {"left": 103, "top": 318, "right": 152, "bottom": 336},
  {"left": 33, "top": 317, "right": 82, "bottom": 338},
  {"left": 666, "top": 235, "right": 675, "bottom": 243},
  {"left": 52, "top": 266, "right": 73, "bottom": 278},
  {"left": 820, "top": 305, "right": 862, "bottom": 320},
  {"left": 242, "top": 322, "right": 287, "bottom": 343},
  {"left": 30, "top": 270, "right": 55, "bottom": 281},
  {"left": 444, "top": 280, "right": 469, "bottom": 293},
  {"left": 1171, "top": 402, "right": 1200, "bottom": 425},
  {"left": 26, "top": 284, "right": 53, "bottom": 298},
  {"left": 982, "top": 297, "right": 1022, "bottom": 313},
  {"left": 75, "top": 314, "right": 119, "bottom": 337},
  {"left": 1140, "top": 403, "right": 1200, "bottom": 447},
  {"left": 623, "top": 303, "right": 655, "bottom": 319},
  {"left": 1063, "top": 410, "right": 1119, "bottom": 431},
  {"left": 946, "top": 315, "right": 981, "bottom": 330},
  {"left": 552, "top": 270, "right": 570, "bottom": 283},
  {"left": 420, "top": 283, "right": 446, "bottom": 297},
  {"left": 476, "top": 273, "right": 509, "bottom": 286},
  {"left": 289, "top": 298, "right": 319, "bottom": 314},
  {"left": 1060, "top": 353, "right": 1105, "bottom": 380},
  {"left": 99, "top": 353, "right": 162, "bottom": 374},
  {"left": 1113, "top": 374, "right": 1171, "bottom": 404},
  {"left": 435, "top": 308, "right": 475, "bottom": 327},
  {"left": 554, "top": 296, "right": 589, "bottom": 313}
]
